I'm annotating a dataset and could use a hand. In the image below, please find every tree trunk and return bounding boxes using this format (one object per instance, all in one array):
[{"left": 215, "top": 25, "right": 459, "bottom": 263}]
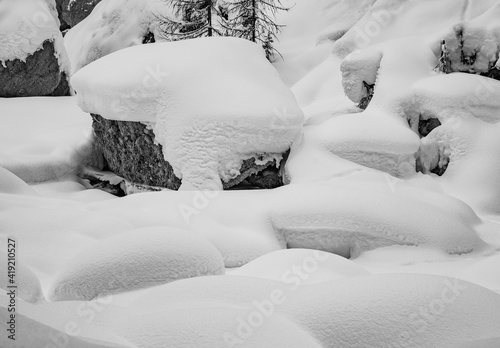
[
  {"left": 207, "top": 2, "right": 212, "bottom": 37},
  {"left": 252, "top": 0, "right": 256, "bottom": 42}
]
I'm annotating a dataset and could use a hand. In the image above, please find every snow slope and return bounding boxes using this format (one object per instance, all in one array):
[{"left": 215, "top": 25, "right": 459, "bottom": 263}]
[
  {"left": 287, "top": 0, "right": 500, "bottom": 215},
  {"left": 64, "top": 0, "right": 171, "bottom": 75}
]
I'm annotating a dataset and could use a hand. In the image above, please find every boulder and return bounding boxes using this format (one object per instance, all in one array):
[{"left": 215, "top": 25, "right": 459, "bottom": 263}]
[{"left": 0, "top": 40, "right": 69, "bottom": 97}]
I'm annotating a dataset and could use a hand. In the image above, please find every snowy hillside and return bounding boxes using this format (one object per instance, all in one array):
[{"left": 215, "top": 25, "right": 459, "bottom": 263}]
[{"left": 2, "top": 0, "right": 500, "bottom": 347}]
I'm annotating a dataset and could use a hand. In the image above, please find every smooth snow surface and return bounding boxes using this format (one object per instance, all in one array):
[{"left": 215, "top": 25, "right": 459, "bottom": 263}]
[
  {"left": 0, "top": 97, "right": 93, "bottom": 183},
  {"left": 72, "top": 37, "right": 304, "bottom": 190},
  {"left": 228, "top": 248, "right": 370, "bottom": 283},
  {"left": 0, "top": 250, "right": 44, "bottom": 303},
  {"left": 49, "top": 226, "right": 225, "bottom": 301},
  {"left": 64, "top": 0, "right": 170, "bottom": 75},
  {"left": 0, "top": 0, "right": 69, "bottom": 71},
  {"left": 73, "top": 273, "right": 500, "bottom": 348}
]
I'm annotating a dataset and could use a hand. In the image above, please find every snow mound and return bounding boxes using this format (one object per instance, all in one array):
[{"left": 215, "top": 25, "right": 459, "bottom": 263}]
[
  {"left": 0, "top": 0, "right": 69, "bottom": 71},
  {"left": 229, "top": 248, "right": 370, "bottom": 284},
  {"left": 109, "top": 273, "right": 500, "bottom": 348},
  {"left": 112, "top": 305, "right": 322, "bottom": 348},
  {"left": 413, "top": 73, "right": 500, "bottom": 124},
  {"left": 280, "top": 274, "right": 500, "bottom": 347},
  {"left": 270, "top": 181, "right": 486, "bottom": 257},
  {"left": 312, "top": 112, "right": 420, "bottom": 176},
  {"left": 452, "top": 253, "right": 500, "bottom": 292},
  {"left": 440, "top": 3, "right": 500, "bottom": 73},
  {"left": 49, "top": 226, "right": 225, "bottom": 301},
  {"left": 0, "top": 294, "right": 134, "bottom": 348},
  {"left": 0, "top": 97, "right": 94, "bottom": 183},
  {"left": 64, "top": 0, "right": 170, "bottom": 75},
  {"left": 0, "top": 250, "right": 44, "bottom": 303},
  {"left": 0, "top": 167, "right": 38, "bottom": 196},
  {"left": 72, "top": 37, "right": 304, "bottom": 190}
]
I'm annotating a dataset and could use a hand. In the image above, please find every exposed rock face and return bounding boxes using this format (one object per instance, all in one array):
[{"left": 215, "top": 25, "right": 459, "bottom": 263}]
[
  {"left": 90, "top": 114, "right": 283, "bottom": 191},
  {"left": 0, "top": 40, "right": 69, "bottom": 98},
  {"left": 61, "top": 0, "right": 102, "bottom": 28}
]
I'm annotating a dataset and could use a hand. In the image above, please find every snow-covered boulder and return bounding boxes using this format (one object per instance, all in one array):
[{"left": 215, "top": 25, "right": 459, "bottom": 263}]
[
  {"left": 229, "top": 248, "right": 370, "bottom": 284},
  {"left": 64, "top": 0, "right": 169, "bottom": 74},
  {"left": 0, "top": 0, "right": 70, "bottom": 97},
  {"left": 72, "top": 37, "right": 304, "bottom": 190},
  {"left": 437, "top": 3, "right": 500, "bottom": 75},
  {"left": 48, "top": 226, "right": 225, "bottom": 301}
]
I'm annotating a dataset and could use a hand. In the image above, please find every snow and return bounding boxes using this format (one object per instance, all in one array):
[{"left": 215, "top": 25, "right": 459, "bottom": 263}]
[
  {"left": 49, "top": 226, "right": 225, "bottom": 301},
  {"left": 112, "top": 305, "right": 323, "bottom": 348},
  {"left": 57, "top": 273, "right": 500, "bottom": 348},
  {"left": 0, "top": 294, "right": 135, "bottom": 347},
  {"left": 3, "top": 0, "right": 500, "bottom": 346},
  {"left": 0, "top": 249, "right": 44, "bottom": 303},
  {"left": 228, "top": 248, "right": 370, "bottom": 283},
  {"left": 441, "top": 3, "right": 500, "bottom": 73},
  {"left": 413, "top": 73, "right": 500, "bottom": 124},
  {"left": 280, "top": 274, "right": 500, "bottom": 347},
  {"left": 308, "top": 112, "right": 420, "bottom": 177},
  {"left": 0, "top": 0, "right": 70, "bottom": 72},
  {"left": 64, "top": 0, "right": 171, "bottom": 75},
  {"left": 72, "top": 37, "right": 304, "bottom": 190},
  {"left": 0, "top": 97, "right": 93, "bottom": 183}
]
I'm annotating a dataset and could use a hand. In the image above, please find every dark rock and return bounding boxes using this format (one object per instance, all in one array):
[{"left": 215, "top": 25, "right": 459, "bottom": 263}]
[
  {"left": 61, "top": 0, "right": 102, "bottom": 28},
  {"left": 0, "top": 40, "right": 67, "bottom": 98},
  {"left": 418, "top": 117, "right": 441, "bottom": 138},
  {"left": 358, "top": 81, "right": 374, "bottom": 110},
  {"left": 90, "top": 114, "right": 283, "bottom": 191},
  {"left": 49, "top": 72, "right": 71, "bottom": 96},
  {"left": 55, "top": 0, "right": 71, "bottom": 31},
  {"left": 436, "top": 37, "right": 500, "bottom": 81},
  {"left": 142, "top": 32, "right": 156, "bottom": 44}
]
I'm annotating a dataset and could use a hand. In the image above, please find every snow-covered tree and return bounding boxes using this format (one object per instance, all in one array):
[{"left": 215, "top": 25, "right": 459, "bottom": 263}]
[
  {"left": 160, "top": 0, "right": 221, "bottom": 40},
  {"left": 159, "top": 0, "right": 288, "bottom": 60},
  {"left": 220, "top": 0, "right": 289, "bottom": 61}
]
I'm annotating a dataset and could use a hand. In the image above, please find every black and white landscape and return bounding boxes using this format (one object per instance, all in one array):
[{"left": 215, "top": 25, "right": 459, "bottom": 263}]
[{"left": 1, "top": 0, "right": 500, "bottom": 347}]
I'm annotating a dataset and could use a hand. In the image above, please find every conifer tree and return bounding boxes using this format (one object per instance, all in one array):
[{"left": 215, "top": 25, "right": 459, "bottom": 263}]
[
  {"left": 160, "top": 0, "right": 221, "bottom": 40},
  {"left": 220, "top": 0, "right": 289, "bottom": 61}
]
